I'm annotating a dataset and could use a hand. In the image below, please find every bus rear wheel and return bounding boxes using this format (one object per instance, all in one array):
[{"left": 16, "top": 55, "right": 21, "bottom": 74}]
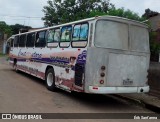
[{"left": 45, "top": 68, "right": 56, "bottom": 91}]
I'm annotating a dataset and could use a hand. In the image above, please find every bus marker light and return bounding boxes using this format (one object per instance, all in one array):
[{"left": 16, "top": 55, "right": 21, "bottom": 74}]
[
  {"left": 93, "top": 87, "right": 98, "bottom": 90},
  {"left": 78, "top": 49, "right": 81, "bottom": 51}
]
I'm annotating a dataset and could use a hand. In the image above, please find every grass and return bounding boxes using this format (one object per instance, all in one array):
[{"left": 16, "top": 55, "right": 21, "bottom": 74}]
[
  {"left": 0, "top": 53, "right": 5, "bottom": 57},
  {"left": 0, "top": 53, "right": 9, "bottom": 61}
]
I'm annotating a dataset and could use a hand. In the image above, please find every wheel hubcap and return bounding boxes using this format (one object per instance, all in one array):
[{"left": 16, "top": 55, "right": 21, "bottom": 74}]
[{"left": 47, "top": 73, "right": 53, "bottom": 86}]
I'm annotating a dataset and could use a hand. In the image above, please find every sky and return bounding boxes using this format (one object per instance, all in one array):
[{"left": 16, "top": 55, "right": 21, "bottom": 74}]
[{"left": 0, "top": 0, "right": 160, "bottom": 28}]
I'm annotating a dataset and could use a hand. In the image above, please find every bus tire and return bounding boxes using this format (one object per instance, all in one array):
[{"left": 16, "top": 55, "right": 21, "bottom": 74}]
[{"left": 45, "top": 68, "right": 56, "bottom": 91}]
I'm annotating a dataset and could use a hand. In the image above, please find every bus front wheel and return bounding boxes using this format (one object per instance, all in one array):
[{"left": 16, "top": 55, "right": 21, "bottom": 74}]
[{"left": 45, "top": 68, "right": 56, "bottom": 91}]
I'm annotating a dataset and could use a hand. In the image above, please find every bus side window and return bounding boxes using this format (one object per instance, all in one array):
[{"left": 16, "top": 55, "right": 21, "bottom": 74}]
[
  {"left": 35, "top": 31, "right": 46, "bottom": 47},
  {"left": 14, "top": 36, "right": 19, "bottom": 47},
  {"left": 80, "top": 24, "right": 88, "bottom": 41},
  {"left": 26, "top": 33, "right": 35, "bottom": 47},
  {"left": 73, "top": 25, "right": 80, "bottom": 41},
  {"left": 46, "top": 29, "right": 60, "bottom": 48},
  {"left": 54, "top": 29, "right": 60, "bottom": 42},
  {"left": 72, "top": 23, "right": 89, "bottom": 47},
  {"left": 19, "top": 35, "right": 26, "bottom": 47},
  {"left": 60, "top": 26, "right": 72, "bottom": 48}
]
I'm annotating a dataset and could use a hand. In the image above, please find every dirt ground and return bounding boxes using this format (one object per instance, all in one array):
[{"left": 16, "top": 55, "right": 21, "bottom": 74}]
[{"left": 0, "top": 56, "right": 155, "bottom": 121}]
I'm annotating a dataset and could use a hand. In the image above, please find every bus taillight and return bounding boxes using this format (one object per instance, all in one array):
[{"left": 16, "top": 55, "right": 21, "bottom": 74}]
[
  {"left": 99, "top": 80, "right": 104, "bottom": 84},
  {"left": 100, "top": 72, "right": 105, "bottom": 77},
  {"left": 101, "top": 66, "right": 105, "bottom": 70}
]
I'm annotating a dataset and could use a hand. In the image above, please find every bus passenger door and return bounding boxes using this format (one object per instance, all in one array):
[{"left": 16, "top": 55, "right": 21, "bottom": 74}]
[
  {"left": 74, "top": 63, "right": 84, "bottom": 87},
  {"left": 73, "top": 50, "right": 87, "bottom": 90}
]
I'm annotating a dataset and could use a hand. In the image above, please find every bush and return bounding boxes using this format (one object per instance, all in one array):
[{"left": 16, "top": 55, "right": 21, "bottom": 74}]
[{"left": 150, "top": 32, "right": 160, "bottom": 62}]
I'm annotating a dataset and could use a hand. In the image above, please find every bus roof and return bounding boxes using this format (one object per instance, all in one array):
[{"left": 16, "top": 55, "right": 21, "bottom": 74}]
[{"left": 12, "top": 15, "right": 148, "bottom": 36}]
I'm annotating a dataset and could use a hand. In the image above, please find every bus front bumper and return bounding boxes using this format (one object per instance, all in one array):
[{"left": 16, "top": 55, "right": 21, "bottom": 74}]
[{"left": 89, "top": 86, "right": 149, "bottom": 94}]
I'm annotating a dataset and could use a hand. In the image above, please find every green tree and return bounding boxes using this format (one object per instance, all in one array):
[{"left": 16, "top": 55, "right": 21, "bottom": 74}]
[
  {"left": 10, "top": 24, "right": 32, "bottom": 35},
  {"left": 107, "top": 7, "right": 145, "bottom": 21},
  {"left": 42, "top": 0, "right": 113, "bottom": 26},
  {"left": 149, "top": 31, "right": 160, "bottom": 61},
  {"left": 0, "top": 21, "right": 12, "bottom": 37},
  {"left": 42, "top": 0, "right": 145, "bottom": 26}
]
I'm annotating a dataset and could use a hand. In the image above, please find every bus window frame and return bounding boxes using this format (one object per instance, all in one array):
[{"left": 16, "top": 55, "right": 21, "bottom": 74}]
[
  {"left": 59, "top": 25, "right": 72, "bottom": 48},
  {"left": 94, "top": 19, "right": 129, "bottom": 51},
  {"left": 46, "top": 28, "right": 60, "bottom": 48},
  {"left": 130, "top": 24, "right": 150, "bottom": 53},
  {"left": 71, "top": 22, "right": 89, "bottom": 48},
  {"left": 35, "top": 30, "right": 47, "bottom": 48}
]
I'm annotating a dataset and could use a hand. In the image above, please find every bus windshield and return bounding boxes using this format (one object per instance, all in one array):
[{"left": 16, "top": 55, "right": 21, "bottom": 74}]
[{"left": 95, "top": 20, "right": 149, "bottom": 52}]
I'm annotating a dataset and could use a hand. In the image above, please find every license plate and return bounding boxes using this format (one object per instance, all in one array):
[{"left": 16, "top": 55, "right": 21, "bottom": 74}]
[{"left": 123, "top": 79, "right": 133, "bottom": 86}]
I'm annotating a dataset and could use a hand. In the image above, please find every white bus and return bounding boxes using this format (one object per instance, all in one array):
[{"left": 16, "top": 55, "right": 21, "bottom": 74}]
[{"left": 8, "top": 16, "right": 150, "bottom": 94}]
